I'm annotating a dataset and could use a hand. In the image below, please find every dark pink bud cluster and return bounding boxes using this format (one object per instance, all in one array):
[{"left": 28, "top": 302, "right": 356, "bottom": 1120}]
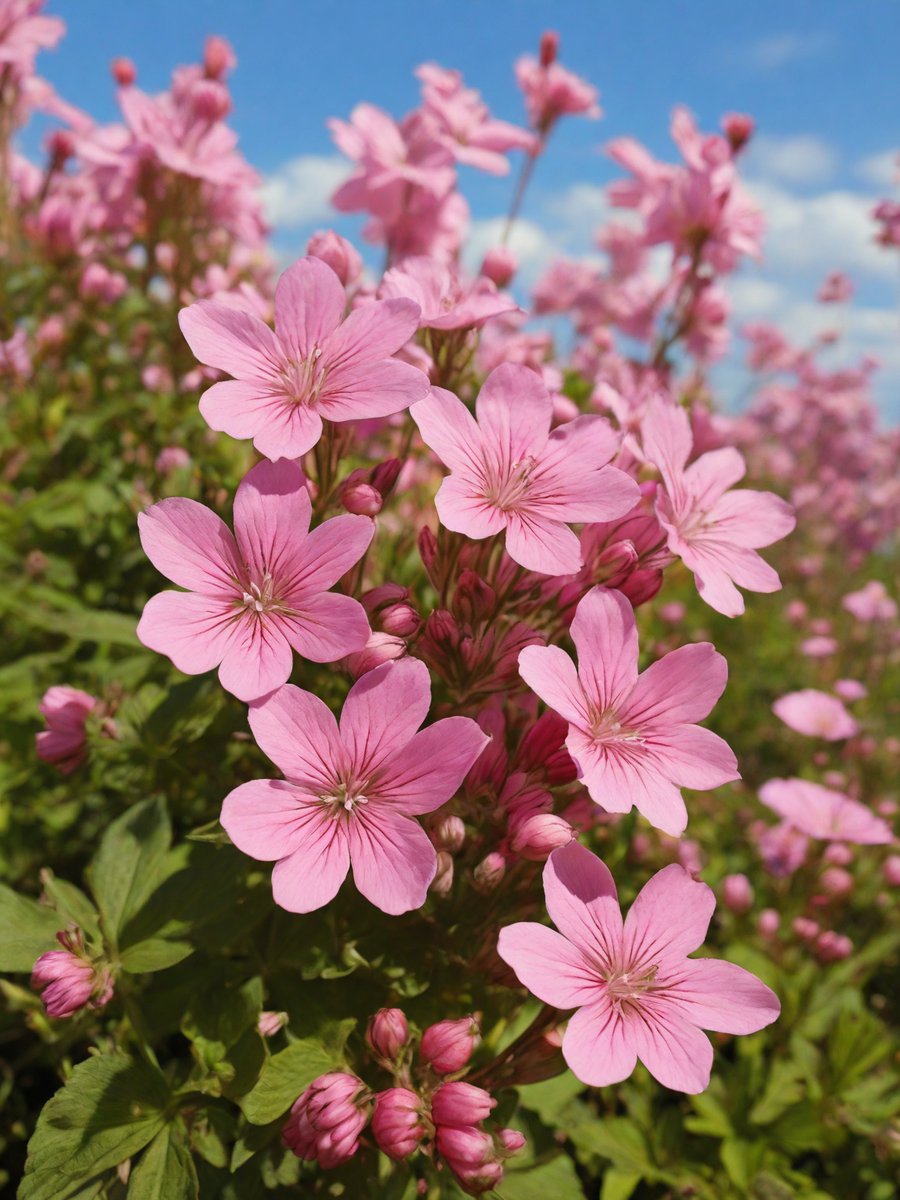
[
  {"left": 282, "top": 1072, "right": 373, "bottom": 1169},
  {"left": 31, "top": 929, "right": 113, "bottom": 1019}
]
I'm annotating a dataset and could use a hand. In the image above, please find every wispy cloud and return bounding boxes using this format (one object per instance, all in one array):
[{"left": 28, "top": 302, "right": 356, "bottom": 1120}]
[
  {"left": 743, "top": 31, "right": 832, "bottom": 72},
  {"left": 746, "top": 135, "right": 838, "bottom": 187},
  {"left": 259, "top": 155, "right": 348, "bottom": 230},
  {"left": 855, "top": 149, "right": 899, "bottom": 191}
]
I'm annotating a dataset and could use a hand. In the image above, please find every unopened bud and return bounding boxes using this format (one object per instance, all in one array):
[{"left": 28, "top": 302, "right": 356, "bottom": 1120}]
[
  {"left": 366, "top": 1008, "right": 410, "bottom": 1062},
  {"left": 510, "top": 812, "right": 574, "bottom": 861},
  {"left": 111, "top": 57, "right": 136, "bottom": 86},
  {"left": 539, "top": 31, "right": 560, "bottom": 67},
  {"left": 473, "top": 852, "right": 506, "bottom": 892},
  {"left": 480, "top": 246, "right": 517, "bottom": 288},
  {"left": 372, "top": 1088, "right": 426, "bottom": 1159},
  {"left": 431, "top": 1081, "right": 496, "bottom": 1127},
  {"left": 420, "top": 1015, "right": 480, "bottom": 1075},
  {"left": 306, "top": 230, "right": 363, "bottom": 287},
  {"left": 430, "top": 851, "right": 455, "bottom": 896},
  {"left": 721, "top": 873, "right": 754, "bottom": 914}
]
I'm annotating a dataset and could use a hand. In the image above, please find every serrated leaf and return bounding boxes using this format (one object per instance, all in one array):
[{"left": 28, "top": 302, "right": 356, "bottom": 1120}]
[
  {"left": 128, "top": 1121, "right": 198, "bottom": 1200},
  {"left": 89, "top": 798, "right": 171, "bottom": 949},
  {"left": 240, "top": 1038, "right": 345, "bottom": 1125},
  {"left": 0, "top": 883, "right": 62, "bottom": 973}
]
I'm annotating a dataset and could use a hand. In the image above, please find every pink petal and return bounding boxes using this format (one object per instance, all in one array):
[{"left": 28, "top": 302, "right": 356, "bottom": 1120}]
[
  {"left": 475, "top": 363, "right": 551, "bottom": 463},
  {"left": 434, "top": 474, "right": 507, "bottom": 540},
  {"left": 198, "top": 380, "right": 289, "bottom": 443},
  {"left": 324, "top": 296, "right": 422, "bottom": 371},
  {"left": 251, "top": 400, "right": 325, "bottom": 461},
  {"left": 274, "top": 257, "right": 345, "bottom": 362},
  {"left": 570, "top": 588, "right": 639, "bottom": 712},
  {"left": 568, "top": 730, "right": 689, "bottom": 836},
  {"left": 373, "top": 717, "right": 490, "bottom": 814},
  {"left": 641, "top": 398, "right": 692, "bottom": 501},
  {"left": 707, "top": 488, "right": 795, "bottom": 549},
  {"left": 347, "top": 806, "right": 435, "bottom": 914},
  {"left": 562, "top": 1000, "right": 637, "bottom": 1087},
  {"left": 217, "top": 618, "right": 294, "bottom": 702},
  {"left": 623, "top": 865, "right": 715, "bottom": 970},
  {"left": 220, "top": 778, "right": 320, "bottom": 860},
  {"left": 683, "top": 447, "right": 745, "bottom": 508},
  {"left": 543, "top": 841, "right": 623, "bottom": 968},
  {"left": 412, "top": 387, "right": 484, "bottom": 475},
  {"left": 667, "top": 958, "right": 781, "bottom": 1034},
  {"left": 518, "top": 644, "right": 591, "bottom": 728},
  {"left": 138, "top": 498, "right": 241, "bottom": 595},
  {"left": 535, "top": 418, "right": 639, "bottom": 523},
  {"left": 179, "top": 300, "right": 283, "bottom": 381},
  {"left": 627, "top": 1002, "right": 713, "bottom": 1093},
  {"left": 621, "top": 642, "right": 728, "bottom": 727},
  {"left": 248, "top": 684, "right": 341, "bottom": 787},
  {"left": 339, "top": 658, "right": 431, "bottom": 776},
  {"left": 505, "top": 511, "right": 582, "bottom": 575},
  {"left": 270, "top": 818, "right": 351, "bottom": 913},
  {"left": 281, "top": 593, "right": 370, "bottom": 662},
  {"left": 137, "top": 591, "right": 237, "bottom": 675},
  {"left": 232, "top": 459, "right": 311, "bottom": 583},
  {"left": 647, "top": 725, "right": 739, "bottom": 791},
  {"left": 319, "top": 358, "right": 431, "bottom": 422},
  {"left": 286, "top": 513, "right": 374, "bottom": 595},
  {"left": 497, "top": 923, "right": 603, "bottom": 1008}
]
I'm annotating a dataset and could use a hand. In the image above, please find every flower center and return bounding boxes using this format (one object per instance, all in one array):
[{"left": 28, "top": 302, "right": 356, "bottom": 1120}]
[
  {"left": 320, "top": 776, "right": 369, "bottom": 819},
  {"left": 588, "top": 707, "right": 644, "bottom": 745},
  {"left": 604, "top": 963, "right": 660, "bottom": 1012},
  {"left": 484, "top": 455, "right": 537, "bottom": 512},
  {"left": 241, "top": 572, "right": 280, "bottom": 616},
  {"left": 281, "top": 346, "right": 327, "bottom": 407}
]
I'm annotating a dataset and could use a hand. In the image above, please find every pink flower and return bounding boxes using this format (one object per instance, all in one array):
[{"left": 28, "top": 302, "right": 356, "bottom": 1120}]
[
  {"left": 497, "top": 842, "right": 780, "bottom": 1093},
  {"left": 518, "top": 587, "right": 738, "bottom": 836},
  {"left": 641, "top": 398, "right": 795, "bottom": 616},
  {"left": 283, "top": 1072, "right": 372, "bottom": 1168},
  {"left": 817, "top": 271, "right": 854, "bottom": 303},
  {"left": 179, "top": 256, "right": 428, "bottom": 459},
  {"left": 412, "top": 365, "right": 639, "bottom": 576},
  {"left": 31, "top": 929, "right": 113, "bottom": 1019},
  {"left": 36, "top": 686, "right": 97, "bottom": 774},
  {"left": 515, "top": 41, "right": 601, "bottom": 136},
  {"left": 772, "top": 689, "right": 858, "bottom": 741},
  {"left": 759, "top": 779, "right": 892, "bottom": 845},
  {"left": 221, "top": 658, "right": 488, "bottom": 913},
  {"left": 842, "top": 580, "right": 897, "bottom": 623},
  {"left": 380, "top": 256, "right": 518, "bottom": 331},
  {"left": 137, "top": 459, "right": 373, "bottom": 702},
  {"left": 416, "top": 63, "right": 535, "bottom": 174}
]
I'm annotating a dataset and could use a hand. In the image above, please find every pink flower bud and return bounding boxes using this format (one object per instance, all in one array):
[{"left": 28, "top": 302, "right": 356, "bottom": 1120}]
[
  {"left": 431, "top": 1081, "right": 496, "bottom": 1127},
  {"left": 480, "top": 247, "right": 517, "bottom": 288},
  {"left": 498, "top": 1128, "right": 526, "bottom": 1154},
  {"left": 341, "top": 475, "right": 382, "bottom": 516},
  {"left": 658, "top": 601, "right": 686, "bottom": 624},
  {"left": 418, "top": 526, "right": 439, "bottom": 582},
  {"left": 257, "top": 1010, "right": 288, "bottom": 1037},
  {"left": 815, "top": 931, "right": 853, "bottom": 962},
  {"left": 111, "top": 57, "right": 136, "bottom": 86},
  {"left": 883, "top": 855, "right": 900, "bottom": 887},
  {"left": 282, "top": 1072, "right": 371, "bottom": 1169},
  {"left": 510, "top": 812, "right": 573, "bottom": 861},
  {"left": 834, "top": 679, "right": 867, "bottom": 701},
  {"left": 539, "top": 30, "right": 560, "bottom": 67},
  {"left": 430, "top": 851, "right": 455, "bottom": 896},
  {"left": 473, "top": 852, "right": 506, "bottom": 892},
  {"left": 431, "top": 814, "right": 466, "bottom": 853},
  {"left": 36, "top": 686, "right": 97, "bottom": 775},
  {"left": 757, "top": 908, "right": 780, "bottom": 937},
  {"left": 454, "top": 570, "right": 497, "bottom": 625},
  {"left": 793, "top": 917, "right": 820, "bottom": 942},
  {"left": 420, "top": 1015, "right": 480, "bottom": 1075},
  {"left": 345, "top": 632, "right": 406, "bottom": 678},
  {"left": 819, "top": 867, "right": 853, "bottom": 898},
  {"left": 31, "top": 930, "right": 113, "bottom": 1019},
  {"left": 372, "top": 1088, "right": 426, "bottom": 1159},
  {"left": 366, "top": 1007, "right": 410, "bottom": 1062},
  {"left": 436, "top": 1124, "right": 494, "bottom": 1170},
  {"left": 155, "top": 446, "right": 191, "bottom": 475},
  {"left": 370, "top": 457, "right": 403, "bottom": 498},
  {"left": 722, "top": 112, "right": 754, "bottom": 153},
  {"left": 822, "top": 843, "right": 852, "bottom": 866},
  {"left": 721, "top": 873, "right": 754, "bottom": 914},
  {"left": 380, "top": 601, "right": 421, "bottom": 638},
  {"left": 203, "top": 35, "right": 237, "bottom": 79},
  {"left": 306, "top": 230, "right": 363, "bottom": 288}
]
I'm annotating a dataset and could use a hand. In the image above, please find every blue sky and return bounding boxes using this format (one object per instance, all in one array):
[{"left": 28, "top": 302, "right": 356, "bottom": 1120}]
[{"left": 27, "top": 2, "right": 900, "bottom": 414}]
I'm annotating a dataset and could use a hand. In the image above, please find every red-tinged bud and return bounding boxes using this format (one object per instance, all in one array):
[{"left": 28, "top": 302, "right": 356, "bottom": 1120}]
[
  {"left": 306, "top": 229, "right": 363, "bottom": 287},
  {"left": 480, "top": 246, "right": 517, "bottom": 288},
  {"left": 46, "top": 129, "right": 74, "bottom": 166},
  {"left": 431, "top": 814, "right": 466, "bottom": 853},
  {"left": 722, "top": 111, "right": 755, "bottom": 154},
  {"left": 282, "top": 1072, "right": 372, "bottom": 1169},
  {"left": 473, "top": 852, "right": 506, "bottom": 893},
  {"left": 430, "top": 851, "right": 455, "bottom": 896},
  {"left": 366, "top": 1007, "right": 410, "bottom": 1062},
  {"left": 31, "top": 929, "right": 113, "bottom": 1019},
  {"left": 757, "top": 908, "right": 780, "bottom": 937},
  {"left": 420, "top": 1015, "right": 480, "bottom": 1075},
  {"left": 203, "top": 35, "right": 237, "bottom": 79},
  {"left": 815, "top": 931, "right": 853, "bottom": 962},
  {"left": 721, "top": 873, "right": 754, "bottom": 914},
  {"left": 510, "top": 812, "right": 574, "bottom": 861},
  {"left": 370, "top": 457, "right": 403, "bottom": 498},
  {"left": 341, "top": 473, "right": 382, "bottom": 516},
  {"left": 819, "top": 867, "right": 853, "bottom": 898},
  {"left": 189, "top": 78, "right": 231, "bottom": 123},
  {"left": 431, "top": 1081, "right": 496, "bottom": 1127},
  {"left": 793, "top": 917, "right": 820, "bottom": 942},
  {"left": 372, "top": 1088, "right": 427, "bottom": 1159},
  {"left": 346, "top": 632, "right": 406, "bottom": 678},
  {"left": 518, "top": 711, "right": 573, "bottom": 782},
  {"left": 418, "top": 526, "right": 439, "bottom": 584},
  {"left": 454, "top": 570, "right": 496, "bottom": 625},
  {"left": 111, "top": 57, "right": 136, "bottom": 86},
  {"left": 498, "top": 1128, "right": 526, "bottom": 1154},
  {"left": 539, "top": 31, "right": 560, "bottom": 67},
  {"left": 257, "top": 1010, "right": 288, "bottom": 1037},
  {"left": 380, "top": 601, "right": 421, "bottom": 638},
  {"left": 883, "top": 855, "right": 900, "bottom": 887}
]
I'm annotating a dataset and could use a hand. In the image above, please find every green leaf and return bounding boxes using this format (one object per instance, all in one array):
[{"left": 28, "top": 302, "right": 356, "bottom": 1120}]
[
  {"left": 502, "top": 1154, "right": 584, "bottom": 1198},
  {"left": 19, "top": 1053, "right": 170, "bottom": 1200},
  {"left": 0, "top": 883, "right": 62, "bottom": 972},
  {"left": 517, "top": 1072, "right": 584, "bottom": 1124},
  {"left": 39, "top": 872, "right": 101, "bottom": 944},
  {"left": 601, "top": 1169, "right": 643, "bottom": 1200},
  {"left": 89, "top": 798, "right": 171, "bottom": 949},
  {"left": 240, "top": 1038, "right": 345, "bottom": 1125},
  {"left": 128, "top": 1121, "right": 198, "bottom": 1200},
  {"left": 23, "top": 606, "right": 142, "bottom": 648},
  {"left": 568, "top": 1114, "right": 652, "bottom": 1176}
]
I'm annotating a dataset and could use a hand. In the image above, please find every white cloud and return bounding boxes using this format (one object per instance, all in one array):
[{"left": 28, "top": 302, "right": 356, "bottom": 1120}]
[
  {"left": 259, "top": 155, "right": 349, "bottom": 230},
  {"left": 745, "top": 32, "right": 832, "bottom": 71},
  {"left": 747, "top": 135, "right": 838, "bottom": 187},
  {"left": 855, "top": 149, "right": 899, "bottom": 191}
]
